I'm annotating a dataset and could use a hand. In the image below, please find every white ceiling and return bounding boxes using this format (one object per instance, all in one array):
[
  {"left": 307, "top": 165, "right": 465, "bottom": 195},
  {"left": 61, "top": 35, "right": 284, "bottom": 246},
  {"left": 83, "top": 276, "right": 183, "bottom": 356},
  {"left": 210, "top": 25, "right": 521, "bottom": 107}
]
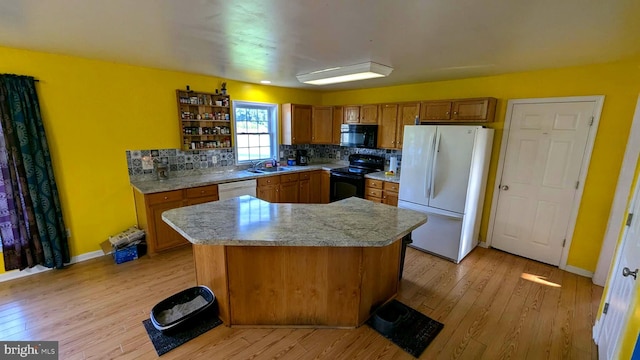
[{"left": 1, "top": 0, "right": 639, "bottom": 90}]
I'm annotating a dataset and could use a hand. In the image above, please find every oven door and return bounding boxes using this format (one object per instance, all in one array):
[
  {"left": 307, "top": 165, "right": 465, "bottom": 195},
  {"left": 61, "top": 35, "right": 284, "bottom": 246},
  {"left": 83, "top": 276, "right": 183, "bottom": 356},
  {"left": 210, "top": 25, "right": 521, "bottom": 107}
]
[{"left": 330, "top": 172, "right": 365, "bottom": 202}]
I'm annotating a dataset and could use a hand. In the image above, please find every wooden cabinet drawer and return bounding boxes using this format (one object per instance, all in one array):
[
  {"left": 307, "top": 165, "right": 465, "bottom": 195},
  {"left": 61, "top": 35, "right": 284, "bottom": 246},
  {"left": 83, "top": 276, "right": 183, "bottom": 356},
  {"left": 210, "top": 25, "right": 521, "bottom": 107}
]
[
  {"left": 365, "top": 195, "right": 383, "bottom": 203},
  {"left": 281, "top": 173, "right": 299, "bottom": 183},
  {"left": 365, "top": 179, "right": 383, "bottom": 189},
  {"left": 383, "top": 181, "right": 399, "bottom": 193},
  {"left": 186, "top": 184, "right": 218, "bottom": 199},
  {"left": 258, "top": 176, "right": 281, "bottom": 186},
  {"left": 147, "top": 190, "right": 184, "bottom": 205},
  {"left": 365, "top": 188, "right": 383, "bottom": 198},
  {"left": 299, "top": 172, "right": 311, "bottom": 180}
]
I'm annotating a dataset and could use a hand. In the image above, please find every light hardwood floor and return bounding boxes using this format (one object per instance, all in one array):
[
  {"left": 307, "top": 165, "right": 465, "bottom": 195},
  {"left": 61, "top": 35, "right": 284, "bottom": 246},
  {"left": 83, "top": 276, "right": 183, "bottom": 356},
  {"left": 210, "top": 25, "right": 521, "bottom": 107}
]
[{"left": 0, "top": 245, "right": 602, "bottom": 359}]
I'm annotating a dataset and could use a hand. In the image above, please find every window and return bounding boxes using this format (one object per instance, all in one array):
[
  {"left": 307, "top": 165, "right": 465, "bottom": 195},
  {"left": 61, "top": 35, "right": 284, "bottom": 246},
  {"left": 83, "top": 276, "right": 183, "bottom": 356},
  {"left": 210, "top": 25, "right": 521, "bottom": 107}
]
[{"left": 233, "top": 101, "right": 278, "bottom": 163}]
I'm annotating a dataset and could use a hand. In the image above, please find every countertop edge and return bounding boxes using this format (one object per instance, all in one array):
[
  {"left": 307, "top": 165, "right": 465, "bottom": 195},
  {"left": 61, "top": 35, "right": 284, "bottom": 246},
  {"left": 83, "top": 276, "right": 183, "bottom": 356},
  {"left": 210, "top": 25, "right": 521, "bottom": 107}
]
[{"left": 132, "top": 163, "right": 343, "bottom": 194}]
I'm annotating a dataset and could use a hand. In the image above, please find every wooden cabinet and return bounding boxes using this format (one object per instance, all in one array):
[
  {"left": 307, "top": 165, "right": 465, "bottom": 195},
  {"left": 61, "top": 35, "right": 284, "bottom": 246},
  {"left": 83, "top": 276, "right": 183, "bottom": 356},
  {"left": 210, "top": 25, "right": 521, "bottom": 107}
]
[
  {"left": 134, "top": 184, "right": 220, "bottom": 255},
  {"left": 299, "top": 170, "right": 322, "bottom": 204},
  {"left": 420, "top": 97, "right": 497, "bottom": 122},
  {"left": 257, "top": 176, "right": 281, "bottom": 203},
  {"left": 311, "top": 106, "right": 334, "bottom": 144},
  {"left": 257, "top": 171, "right": 323, "bottom": 204},
  {"left": 378, "top": 102, "right": 420, "bottom": 149},
  {"left": 382, "top": 181, "right": 399, "bottom": 206},
  {"left": 321, "top": 170, "right": 331, "bottom": 204},
  {"left": 364, "top": 179, "right": 399, "bottom": 206},
  {"left": 332, "top": 106, "right": 343, "bottom": 145},
  {"left": 396, "top": 102, "right": 421, "bottom": 148},
  {"left": 343, "top": 104, "right": 378, "bottom": 124},
  {"left": 282, "top": 104, "right": 312, "bottom": 145},
  {"left": 344, "top": 106, "right": 360, "bottom": 124},
  {"left": 185, "top": 185, "right": 219, "bottom": 205},
  {"left": 378, "top": 104, "right": 399, "bottom": 149},
  {"left": 176, "top": 90, "right": 232, "bottom": 151},
  {"left": 279, "top": 173, "right": 300, "bottom": 203}
]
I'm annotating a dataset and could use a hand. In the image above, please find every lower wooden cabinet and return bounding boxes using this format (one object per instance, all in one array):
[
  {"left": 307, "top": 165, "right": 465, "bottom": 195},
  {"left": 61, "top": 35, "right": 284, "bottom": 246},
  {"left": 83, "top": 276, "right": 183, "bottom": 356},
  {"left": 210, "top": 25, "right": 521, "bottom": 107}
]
[
  {"left": 321, "top": 170, "right": 331, "bottom": 204},
  {"left": 134, "top": 184, "right": 219, "bottom": 255},
  {"left": 364, "top": 179, "right": 399, "bottom": 206},
  {"left": 257, "top": 176, "right": 281, "bottom": 203},
  {"left": 279, "top": 174, "right": 300, "bottom": 203},
  {"left": 257, "top": 170, "right": 324, "bottom": 204}
]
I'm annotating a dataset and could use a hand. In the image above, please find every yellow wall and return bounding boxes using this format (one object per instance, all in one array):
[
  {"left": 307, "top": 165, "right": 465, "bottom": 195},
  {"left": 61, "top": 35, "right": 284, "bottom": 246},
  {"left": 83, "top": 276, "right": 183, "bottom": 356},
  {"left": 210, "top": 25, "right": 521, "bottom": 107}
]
[
  {"left": 0, "top": 45, "right": 321, "bottom": 274},
  {"left": 321, "top": 61, "right": 640, "bottom": 272},
  {"left": 1, "top": 44, "right": 639, "bottom": 277}
]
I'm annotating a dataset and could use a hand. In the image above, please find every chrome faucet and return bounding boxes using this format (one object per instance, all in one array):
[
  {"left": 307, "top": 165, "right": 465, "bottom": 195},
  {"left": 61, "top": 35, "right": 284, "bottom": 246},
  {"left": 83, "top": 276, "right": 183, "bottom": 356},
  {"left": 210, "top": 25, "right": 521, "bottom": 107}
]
[{"left": 250, "top": 158, "right": 277, "bottom": 170}]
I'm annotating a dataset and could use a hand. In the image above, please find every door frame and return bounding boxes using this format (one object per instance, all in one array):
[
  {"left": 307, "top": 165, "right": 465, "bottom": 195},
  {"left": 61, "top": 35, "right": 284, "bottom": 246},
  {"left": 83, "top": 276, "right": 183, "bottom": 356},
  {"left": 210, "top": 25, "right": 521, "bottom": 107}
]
[
  {"left": 593, "top": 95, "right": 640, "bottom": 286},
  {"left": 592, "top": 156, "right": 640, "bottom": 357},
  {"left": 486, "top": 95, "right": 604, "bottom": 271}
]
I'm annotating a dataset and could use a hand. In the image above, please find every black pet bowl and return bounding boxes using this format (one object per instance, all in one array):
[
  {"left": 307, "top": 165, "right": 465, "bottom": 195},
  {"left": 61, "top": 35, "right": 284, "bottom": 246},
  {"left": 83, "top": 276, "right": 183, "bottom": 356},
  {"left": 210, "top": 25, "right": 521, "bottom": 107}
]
[
  {"left": 150, "top": 285, "right": 216, "bottom": 333},
  {"left": 370, "top": 301, "right": 410, "bottom": 336}
]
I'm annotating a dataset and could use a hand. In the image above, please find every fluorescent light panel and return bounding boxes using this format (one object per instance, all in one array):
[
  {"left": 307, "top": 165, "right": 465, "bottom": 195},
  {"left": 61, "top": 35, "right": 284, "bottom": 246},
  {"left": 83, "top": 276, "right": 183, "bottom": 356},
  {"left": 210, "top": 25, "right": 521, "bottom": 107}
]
[{"left": 297, "top": 62, "right": 393, "bottom": 85}]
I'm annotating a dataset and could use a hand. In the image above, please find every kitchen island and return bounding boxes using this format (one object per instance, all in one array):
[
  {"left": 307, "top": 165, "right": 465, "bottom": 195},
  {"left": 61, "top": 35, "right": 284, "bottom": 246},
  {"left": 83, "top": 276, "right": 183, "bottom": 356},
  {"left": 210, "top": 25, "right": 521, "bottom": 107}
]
[{"left": 162, "top": 196, "right": 427, "bottom": 328}]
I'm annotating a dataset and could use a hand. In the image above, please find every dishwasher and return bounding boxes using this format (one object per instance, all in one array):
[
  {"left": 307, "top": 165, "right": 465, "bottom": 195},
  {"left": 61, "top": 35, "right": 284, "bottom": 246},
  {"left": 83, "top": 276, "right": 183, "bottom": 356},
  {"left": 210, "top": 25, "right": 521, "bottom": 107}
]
[{"left": 218, "top": 179, "right": 257, "bottom": 200}]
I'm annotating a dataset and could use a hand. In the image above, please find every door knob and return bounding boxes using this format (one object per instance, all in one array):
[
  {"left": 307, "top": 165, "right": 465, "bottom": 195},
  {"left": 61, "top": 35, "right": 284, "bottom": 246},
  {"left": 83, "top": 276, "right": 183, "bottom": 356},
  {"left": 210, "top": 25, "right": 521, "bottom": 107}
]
[
  {"left": 500, "top": 185, "right": 509, "bottom": 191},
  {"left": 622, "top": 267, "right": 638, "bottom": 280}
]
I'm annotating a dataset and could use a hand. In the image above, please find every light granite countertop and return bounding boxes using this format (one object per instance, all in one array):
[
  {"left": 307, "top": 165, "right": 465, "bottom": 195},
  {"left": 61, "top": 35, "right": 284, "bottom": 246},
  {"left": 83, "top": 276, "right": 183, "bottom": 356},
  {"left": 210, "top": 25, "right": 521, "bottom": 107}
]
[
  {"left": 131, "top": 163, "right": 344, "bottom": 194},
  {"left": 162, "top": 196, "right": 427, "bottom": 247},
  {"left": 365, "top": 171, "right": 401, "bottom": 183}
]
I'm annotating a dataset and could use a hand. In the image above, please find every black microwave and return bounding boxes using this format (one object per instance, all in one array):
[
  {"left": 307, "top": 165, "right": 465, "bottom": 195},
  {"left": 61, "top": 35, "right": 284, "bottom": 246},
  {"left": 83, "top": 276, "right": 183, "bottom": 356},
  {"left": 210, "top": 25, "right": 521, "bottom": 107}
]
[{"left": 340, "top": 124, "right": 378, "bottom": 148}]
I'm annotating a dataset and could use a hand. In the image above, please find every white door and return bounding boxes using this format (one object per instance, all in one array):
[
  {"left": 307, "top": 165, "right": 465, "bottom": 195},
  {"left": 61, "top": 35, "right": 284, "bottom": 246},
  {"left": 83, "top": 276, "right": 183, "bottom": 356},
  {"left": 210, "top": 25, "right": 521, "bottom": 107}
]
[
  {"left": 491, "top": 100, "right": 597, "bottom": 265},
  {"left": 596, "top": 175, "right": 640, "bottom": 359},
  {"left": 398, "top": 125, "right": 437, "bottom": 206},
  {"left": 428, "top": 126, "right": 475, "bottom": 214}
]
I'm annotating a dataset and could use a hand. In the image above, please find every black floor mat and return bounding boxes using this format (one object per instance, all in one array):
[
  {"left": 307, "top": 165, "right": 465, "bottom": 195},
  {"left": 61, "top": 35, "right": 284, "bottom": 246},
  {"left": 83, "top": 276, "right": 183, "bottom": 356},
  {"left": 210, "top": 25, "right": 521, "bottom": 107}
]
[
  {"left": 142, "top": 316, "right": 223, "bottom": 356},
  {"left": 366, "top": 300, "right": 444, "bottom": 358}
]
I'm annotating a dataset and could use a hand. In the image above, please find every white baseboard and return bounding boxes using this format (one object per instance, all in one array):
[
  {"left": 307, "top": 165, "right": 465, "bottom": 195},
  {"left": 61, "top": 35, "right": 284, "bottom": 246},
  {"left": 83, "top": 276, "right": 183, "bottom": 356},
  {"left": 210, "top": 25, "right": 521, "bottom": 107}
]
[
  {"left": 562, "top": 264, "right": 594, "bottom": 278},
  {"left": 0, "top": 249, "right": 105, "bottom": 283}
]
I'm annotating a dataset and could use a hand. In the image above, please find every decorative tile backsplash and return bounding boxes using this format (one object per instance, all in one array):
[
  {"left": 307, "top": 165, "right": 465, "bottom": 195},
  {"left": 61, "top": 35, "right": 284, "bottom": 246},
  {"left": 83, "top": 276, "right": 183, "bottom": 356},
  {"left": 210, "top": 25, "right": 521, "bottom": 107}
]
[{"left": 127, "top": 145, "right": 402, "bottom": 181}]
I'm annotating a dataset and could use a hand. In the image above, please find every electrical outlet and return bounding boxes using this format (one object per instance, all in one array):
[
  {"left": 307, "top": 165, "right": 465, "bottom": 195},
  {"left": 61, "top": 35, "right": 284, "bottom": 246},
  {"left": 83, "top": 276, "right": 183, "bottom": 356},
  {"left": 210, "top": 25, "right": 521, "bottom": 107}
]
[
  {"left": 336, "top": 151, "right": 341, "bottom": 160},
  {"left": 141, "top": 156, "right": 154, "bottom": 170},
  {"left": 212, "top": 155, "right": 218, "bottom": 164},
  {"left": 279, "top": 150, "right": 284, "bottom": 158},
  {"left": 66, "top": 228, "right": 71, "bottom": 238}
]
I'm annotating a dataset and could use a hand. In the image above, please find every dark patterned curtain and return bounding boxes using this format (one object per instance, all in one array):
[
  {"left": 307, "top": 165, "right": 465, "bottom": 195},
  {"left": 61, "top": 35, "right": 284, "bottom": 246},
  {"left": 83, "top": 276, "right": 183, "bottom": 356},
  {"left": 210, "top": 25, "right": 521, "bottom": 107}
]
[{"left": 0, "top": 74, "right": 69, "bottom": 271}]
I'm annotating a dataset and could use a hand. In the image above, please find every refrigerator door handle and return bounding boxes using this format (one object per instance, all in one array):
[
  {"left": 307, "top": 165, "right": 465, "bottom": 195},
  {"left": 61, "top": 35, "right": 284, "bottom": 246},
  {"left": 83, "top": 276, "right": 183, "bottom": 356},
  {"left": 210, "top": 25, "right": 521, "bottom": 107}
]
[
  {"left": 429, "top": 131, "right": 441, "bottom": 199},
  {"left": 425, "top": 133, "right": 436, "bottom": 197}
]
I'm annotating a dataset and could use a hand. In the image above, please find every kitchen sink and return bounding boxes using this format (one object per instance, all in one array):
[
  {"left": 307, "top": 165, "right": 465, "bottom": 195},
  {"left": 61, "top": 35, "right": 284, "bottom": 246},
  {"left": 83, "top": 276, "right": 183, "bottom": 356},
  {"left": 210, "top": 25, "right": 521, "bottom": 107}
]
[{"left": 247, "top": 167, "right": 292, "bottom": 174}]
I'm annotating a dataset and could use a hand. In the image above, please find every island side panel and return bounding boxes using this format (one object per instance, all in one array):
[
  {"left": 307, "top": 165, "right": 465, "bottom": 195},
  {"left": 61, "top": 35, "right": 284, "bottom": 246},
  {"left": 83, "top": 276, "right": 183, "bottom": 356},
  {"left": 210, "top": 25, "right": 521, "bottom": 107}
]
[
  {"left": 226, "top": 246, "right": 362, "bottom": 327},
  {"left": 358, "top": 240, "right": 402, "bottom": 324},
  {"left": 192, "top": 244, "right": 231, "bottom": 325}
]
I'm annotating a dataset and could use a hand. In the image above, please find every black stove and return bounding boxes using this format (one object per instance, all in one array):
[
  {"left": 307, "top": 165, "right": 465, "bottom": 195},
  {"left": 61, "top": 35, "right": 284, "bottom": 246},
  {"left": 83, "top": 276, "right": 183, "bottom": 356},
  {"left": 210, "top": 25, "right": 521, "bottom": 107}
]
[{"left": 329, "top": 154, "right": 384, "bottom": 201}]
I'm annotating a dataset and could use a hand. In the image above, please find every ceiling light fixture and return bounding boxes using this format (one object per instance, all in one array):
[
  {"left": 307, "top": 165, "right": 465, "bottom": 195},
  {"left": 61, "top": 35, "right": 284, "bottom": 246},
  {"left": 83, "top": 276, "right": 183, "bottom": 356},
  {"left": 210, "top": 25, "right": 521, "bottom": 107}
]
[
  {"left": 260, "top": 80, "right": 271, "bottom": 84},
  {"left": 296, "top": 62, "right": 393, "bottom": 85}
]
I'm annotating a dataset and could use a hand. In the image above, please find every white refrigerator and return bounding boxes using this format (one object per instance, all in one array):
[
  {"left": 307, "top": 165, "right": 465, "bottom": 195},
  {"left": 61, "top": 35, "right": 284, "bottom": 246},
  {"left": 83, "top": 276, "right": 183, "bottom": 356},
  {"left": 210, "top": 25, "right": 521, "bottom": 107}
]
[{"left": 398, "top": 125, "right": 494, "bottom": 263}]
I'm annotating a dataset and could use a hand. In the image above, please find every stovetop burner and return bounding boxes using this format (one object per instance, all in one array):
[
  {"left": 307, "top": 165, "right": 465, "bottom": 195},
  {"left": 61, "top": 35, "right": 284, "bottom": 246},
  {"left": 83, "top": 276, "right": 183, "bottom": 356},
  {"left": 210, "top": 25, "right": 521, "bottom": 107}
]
[
  {"left": 330, "top": 154, "right": 385, "bottom": 177},
  {"left": 331, "top": 166, "right": 377, "bottom": 176}
]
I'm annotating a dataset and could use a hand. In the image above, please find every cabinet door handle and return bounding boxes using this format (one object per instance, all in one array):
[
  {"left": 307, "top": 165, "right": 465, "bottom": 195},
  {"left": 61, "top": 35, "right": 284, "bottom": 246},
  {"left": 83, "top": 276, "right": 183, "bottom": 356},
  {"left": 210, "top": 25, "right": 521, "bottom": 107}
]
[
  {"left": 163, "top": 196, "right": 168, "bottom": 200},
  {"left": 445, "top": 111, "right": 450, "bottom": 115},
  {"left": 453, "top": 111, "right": 458, "bottom": 115}
]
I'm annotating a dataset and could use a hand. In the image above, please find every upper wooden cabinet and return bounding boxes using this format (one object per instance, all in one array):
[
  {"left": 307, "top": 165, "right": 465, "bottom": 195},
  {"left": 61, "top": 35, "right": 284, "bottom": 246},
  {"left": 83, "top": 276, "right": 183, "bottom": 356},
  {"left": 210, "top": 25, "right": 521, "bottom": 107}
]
[
  {"left": 332, "top": 106, "right": 343, "bottom": 145},
  {"left": 311, "top": 106, "right": 334, "bottom": 144},
  {"left": 282, "top": 104, "right": 312, "bottom": 145},
  {"left": 420, "top": 97, "right": 497, "bottom": 122},
  {"left": 396, "top": 102, "right": 420, "bottom": 148},
  {"left": 378, "top": 102, "right": 420, "bottom": 149},
  {"left": 344, "top": 104, "right": 378, "bottom": 124},
  {"left": 378, "top": 104, "right": 399, "bottom": 149}
]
